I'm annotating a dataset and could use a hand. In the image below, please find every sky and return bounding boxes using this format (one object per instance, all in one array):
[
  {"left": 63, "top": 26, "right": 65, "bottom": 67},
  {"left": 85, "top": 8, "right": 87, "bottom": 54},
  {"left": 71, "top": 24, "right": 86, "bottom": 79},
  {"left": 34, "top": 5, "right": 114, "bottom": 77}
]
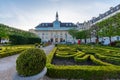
[{"left": 0, "top": 0, "right": 120, "bottom": 30}]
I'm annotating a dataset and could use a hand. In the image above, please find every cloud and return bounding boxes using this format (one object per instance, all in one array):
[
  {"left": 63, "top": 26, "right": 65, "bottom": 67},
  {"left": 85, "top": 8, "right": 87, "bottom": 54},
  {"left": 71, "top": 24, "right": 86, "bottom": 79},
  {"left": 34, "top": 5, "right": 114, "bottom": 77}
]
[{"left": 0, "top": 0, "right": 119, "bottom": 30}]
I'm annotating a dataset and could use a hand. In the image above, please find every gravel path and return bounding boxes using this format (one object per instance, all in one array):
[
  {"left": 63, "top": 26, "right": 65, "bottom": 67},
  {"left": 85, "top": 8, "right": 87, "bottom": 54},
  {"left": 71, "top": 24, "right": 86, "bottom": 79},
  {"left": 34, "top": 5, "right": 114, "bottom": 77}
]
[{"left": 0, "top": 45, "right": 54, "bottom": 80}]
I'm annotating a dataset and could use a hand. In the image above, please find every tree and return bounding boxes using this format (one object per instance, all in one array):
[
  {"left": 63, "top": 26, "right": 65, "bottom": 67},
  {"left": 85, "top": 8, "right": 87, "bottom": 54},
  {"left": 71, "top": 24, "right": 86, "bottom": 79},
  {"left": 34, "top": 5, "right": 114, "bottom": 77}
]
[
  {"left": 0, "top": 23, "right": 41, "bottom": 45},
  {"left": 75, "top": 30, "right": 89, "bottom": 44},
  {"left": 0, "top": 26, "right": 8, "bottom": 43},
  {"left": 90, "top": 25, "right": 100, "bottom": 44},
  {"left": 96, "top": 15, "right": 119, "bottom": 45},
  {"left": 68, "top": 28, "right": 78, "bottom": 43}
]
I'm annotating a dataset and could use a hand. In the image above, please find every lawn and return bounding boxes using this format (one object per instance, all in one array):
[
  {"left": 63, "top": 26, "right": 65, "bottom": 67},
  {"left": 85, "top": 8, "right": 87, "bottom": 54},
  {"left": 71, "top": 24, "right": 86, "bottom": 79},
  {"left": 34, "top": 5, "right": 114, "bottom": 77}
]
[{"left": 46, "top": 44, "right": 120, "bottom": 80}]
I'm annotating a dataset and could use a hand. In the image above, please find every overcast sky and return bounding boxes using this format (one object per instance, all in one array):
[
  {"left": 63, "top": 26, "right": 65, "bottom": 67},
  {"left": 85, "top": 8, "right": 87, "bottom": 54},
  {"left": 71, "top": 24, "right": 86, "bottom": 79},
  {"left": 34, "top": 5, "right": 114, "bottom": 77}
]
[{"left": 0, "top": 0, "right": 119, "bottom": 30}]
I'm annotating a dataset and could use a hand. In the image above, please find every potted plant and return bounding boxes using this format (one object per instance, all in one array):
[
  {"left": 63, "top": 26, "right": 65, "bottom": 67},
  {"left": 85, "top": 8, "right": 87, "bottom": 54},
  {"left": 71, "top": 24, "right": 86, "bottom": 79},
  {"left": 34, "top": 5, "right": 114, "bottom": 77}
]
[{"left": 13, "top": 48, "right": 47, "bottom": 80}]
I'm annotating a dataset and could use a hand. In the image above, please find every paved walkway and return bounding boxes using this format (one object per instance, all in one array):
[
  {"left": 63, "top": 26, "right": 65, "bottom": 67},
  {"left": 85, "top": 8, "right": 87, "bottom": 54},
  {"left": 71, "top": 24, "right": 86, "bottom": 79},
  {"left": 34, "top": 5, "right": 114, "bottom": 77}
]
[{"left": 0, "top": 45, "right": 54, "bottom": 80}]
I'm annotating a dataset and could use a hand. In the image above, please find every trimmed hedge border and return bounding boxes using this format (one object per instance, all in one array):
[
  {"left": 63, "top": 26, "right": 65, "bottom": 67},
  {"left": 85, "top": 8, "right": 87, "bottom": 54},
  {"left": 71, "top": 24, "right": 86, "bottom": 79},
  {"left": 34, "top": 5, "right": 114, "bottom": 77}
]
[
  {"left": 56, "top": 51, "right": 79, "bottom": 59},
  {"left": 46, "top": 47, "right": 120, "bottom": 80},
  {"left": 95, "top": 53, "right": 120, "bottom": 65},
  {"left": 74, "top": 54, "right": 89, "bottom": 62},
  {"left": 0, "top": 49, "right": 25, "bottom": 58},
  {"left": 90, "top": 55, "right": 113, "bottom": 66}
]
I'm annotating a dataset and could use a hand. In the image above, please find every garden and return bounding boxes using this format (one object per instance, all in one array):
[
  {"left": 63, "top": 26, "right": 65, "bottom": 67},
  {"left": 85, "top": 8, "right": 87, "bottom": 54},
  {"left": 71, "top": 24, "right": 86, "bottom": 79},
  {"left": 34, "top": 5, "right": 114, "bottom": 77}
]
[
  {"left": 46, "top": 44, "right": 120, "bottom": 80},
  {"left": 0, "top": 45, "right": 34, "bottom": 58}
]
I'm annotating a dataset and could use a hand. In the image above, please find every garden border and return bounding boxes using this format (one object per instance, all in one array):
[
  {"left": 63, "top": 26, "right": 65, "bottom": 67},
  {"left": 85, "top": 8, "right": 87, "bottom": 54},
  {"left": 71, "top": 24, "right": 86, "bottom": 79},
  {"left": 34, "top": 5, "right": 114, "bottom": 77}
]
[{"left": 46, "top": 47, "right": 120, "bottom": 80}]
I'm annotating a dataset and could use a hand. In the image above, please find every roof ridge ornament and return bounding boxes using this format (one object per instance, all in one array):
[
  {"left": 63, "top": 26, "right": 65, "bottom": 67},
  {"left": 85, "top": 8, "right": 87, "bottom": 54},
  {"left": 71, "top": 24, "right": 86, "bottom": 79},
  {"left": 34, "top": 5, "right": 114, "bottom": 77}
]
[{"left": 56, "top": 11, "right": 59, "bottom": 21}]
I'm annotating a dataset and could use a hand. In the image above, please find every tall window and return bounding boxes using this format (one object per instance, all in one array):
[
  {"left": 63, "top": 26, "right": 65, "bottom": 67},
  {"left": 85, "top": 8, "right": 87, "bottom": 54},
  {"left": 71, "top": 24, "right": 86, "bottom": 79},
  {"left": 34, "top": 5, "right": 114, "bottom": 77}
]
[
  {"left": 51, "top": 32, "right": 53, "bottom": 36},
  {"left": 46, "top": 32, "right": 48, "bottom": 35}
]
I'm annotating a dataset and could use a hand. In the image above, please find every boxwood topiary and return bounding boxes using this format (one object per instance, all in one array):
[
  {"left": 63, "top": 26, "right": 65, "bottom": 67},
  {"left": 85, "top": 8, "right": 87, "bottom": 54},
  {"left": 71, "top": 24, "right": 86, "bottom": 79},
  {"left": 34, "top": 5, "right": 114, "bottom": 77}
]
[{"left": 16, "top": 48, "right": 46, "bottom": 76}]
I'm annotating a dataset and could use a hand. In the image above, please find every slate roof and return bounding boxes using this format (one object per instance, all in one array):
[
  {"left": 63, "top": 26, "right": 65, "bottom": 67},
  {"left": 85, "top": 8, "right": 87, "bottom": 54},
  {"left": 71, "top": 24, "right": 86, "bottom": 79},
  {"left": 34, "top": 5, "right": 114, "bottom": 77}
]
[
  {"left": 35, "top": 22, "right": 76, "bottom": 28},
  {"left": 90, "top": 4, "right": 120, "bottom": 23}
]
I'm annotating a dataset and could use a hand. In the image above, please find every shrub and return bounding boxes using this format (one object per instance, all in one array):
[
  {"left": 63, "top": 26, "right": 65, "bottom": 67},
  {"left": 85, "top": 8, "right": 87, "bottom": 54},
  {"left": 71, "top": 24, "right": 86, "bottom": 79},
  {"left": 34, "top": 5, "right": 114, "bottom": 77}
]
[
  {"left": 0, "top": 48, "right": 2, "bottom": 50},
  {"left": 0, "top": 49, "right": 25, "bottom": 58},
  {"left": 16, "top": 48, "right": 46, "bottom": 76},
  {"left": 9, "top": 35, "right": 41, "bottom": 45},
  {"left": 74, "top": 51, "right": 85, "bottom": 59},
  {"left": 95, "top": 53, "right": 120, "bottom": 65},
  {"left": 74, "top": 54, "right": 90, "bottom": 62},
  {"left": 85, "top": 51, "right": 95, "bottom": 55},
  {"left": 46, "top": 47, "right": 120, "bottom": 79},
  {"left": 109, "top": 41, "right": 120, "bottom": 47},
  {"left": 56, "top": 51, "right": 78, "bottom": 59},
  {"left": 116, "top": 43, "right": 120, "bottom": 47},
  {"left": 76, "top": 47, "right": 82, "bottom": 51},
  {"left": 35, "top": 43, "right": 39, "bottom": 47},
  {"left": 55, "top": 44, "right": 58, "bottom": 47},
  {"left": 90, "top": 55, "right": 113, "bottom": 66},
  {"left": 110, "top": 42, "right": 116, "bottom": 46}
]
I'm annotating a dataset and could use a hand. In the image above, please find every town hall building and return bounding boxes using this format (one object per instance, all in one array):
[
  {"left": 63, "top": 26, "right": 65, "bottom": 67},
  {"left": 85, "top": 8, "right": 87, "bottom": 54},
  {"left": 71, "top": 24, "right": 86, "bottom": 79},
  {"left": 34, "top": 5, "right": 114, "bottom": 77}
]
[{"left": 32, "top": 12, "right": 77, "bottom": 43}]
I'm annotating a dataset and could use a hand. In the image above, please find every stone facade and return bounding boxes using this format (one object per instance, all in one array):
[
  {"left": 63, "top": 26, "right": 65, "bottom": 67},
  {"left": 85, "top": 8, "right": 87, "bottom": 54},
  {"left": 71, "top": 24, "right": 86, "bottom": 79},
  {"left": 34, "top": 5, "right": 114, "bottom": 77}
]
[
  {"left": 30, "top": 12, "right": 77, "bottom": 43},
  {"left": 35, "top": 30, "right": 74, "bottom": 43}
]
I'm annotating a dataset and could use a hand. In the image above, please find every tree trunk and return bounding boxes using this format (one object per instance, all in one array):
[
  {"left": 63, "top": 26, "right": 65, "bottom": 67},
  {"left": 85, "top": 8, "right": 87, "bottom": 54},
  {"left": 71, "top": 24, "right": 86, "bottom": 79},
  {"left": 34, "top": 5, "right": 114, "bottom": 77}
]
[
  {"left": 85, "top": 38, "right": 87, "bottom": 44},
  {"left": 109, "top": 36, "right": 112, "bottom": 46},
  {"left": 0, "top": 37, "right": 1, "bottom": 44},
  {"left": 96, "top": 36, "right": 99, "bottom": 44},
  {"left": 73, "top": 37, "right": 75, "bottom": 44},
  {"left": 90, "top": 37, "right": 92, "bottom": 43}
]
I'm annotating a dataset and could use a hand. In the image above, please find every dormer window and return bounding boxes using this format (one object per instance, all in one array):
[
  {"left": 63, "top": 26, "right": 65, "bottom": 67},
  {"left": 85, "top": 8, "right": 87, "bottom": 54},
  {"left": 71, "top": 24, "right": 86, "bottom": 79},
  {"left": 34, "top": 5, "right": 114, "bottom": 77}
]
[
  {"left": 116, "top": 6, "right": 119, "bottom": 9},
  {"left": 46, "top": 24, "right": 48, "bottom": 26},
  {"left": 42, "top": 24, "right": 44, "bottom": 26},
  {"left": 106, "top": 12, "right": 108, "bottom": 15},
  {"left": 66, "top": 24, "right": 68, "bottom": 26},
  {"left": 111, "top": 10, "right": 113, "bottom": 12}
]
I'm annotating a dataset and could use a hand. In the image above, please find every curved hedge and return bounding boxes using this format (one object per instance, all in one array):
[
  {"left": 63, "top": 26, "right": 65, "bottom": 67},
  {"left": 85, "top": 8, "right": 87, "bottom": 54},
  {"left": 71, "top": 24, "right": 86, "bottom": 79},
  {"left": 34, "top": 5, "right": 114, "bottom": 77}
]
[
  {"left": 46, "top": 47, "right": 120, "bottom": 80},
  {"left": 74, "top": 54, "right": 90, "bottom": 62},
  {"left": 55, "top": 51, "right": 78, "bottom": 59},
  {"left": 90, "top": 55, "right": 113, "bottom": 66},
  {"left": 95, "top": 53, "right": 120, "bottom": 65},
  {"left": 0, "top": 49, "right": 25, "bottom": 58}
]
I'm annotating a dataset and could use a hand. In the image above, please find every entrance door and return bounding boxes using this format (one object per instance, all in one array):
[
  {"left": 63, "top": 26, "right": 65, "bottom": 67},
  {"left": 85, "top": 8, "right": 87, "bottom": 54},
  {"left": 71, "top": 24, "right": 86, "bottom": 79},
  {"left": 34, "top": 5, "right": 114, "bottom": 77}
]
[
  {"left": 51, "top": 38, "right": 53, "bottom": 42},
  {"left": 55, "top": 38, "right": 58, "bottom": 42},
  {"left": 60, "top": 38, "right": 63, "bottom": 42}
]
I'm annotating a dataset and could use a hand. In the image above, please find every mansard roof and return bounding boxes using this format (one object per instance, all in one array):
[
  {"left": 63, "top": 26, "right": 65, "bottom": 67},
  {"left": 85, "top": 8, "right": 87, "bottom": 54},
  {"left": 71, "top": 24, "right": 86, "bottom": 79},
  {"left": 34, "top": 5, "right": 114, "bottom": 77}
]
[
  {"left": 35, "top": 22, "right": 76, "bottom": 28},
  {"left": 89, "top": 4, "right": 120, "bottom": 23},
  {"left": 60, "top": 22, "right": 76, "bottom": 27},
  {"left": 36, "top": 23, "right": 53, "bottom": 28},
  {"left": 35, "top": 12, "right": 77, "bottom": 30}
]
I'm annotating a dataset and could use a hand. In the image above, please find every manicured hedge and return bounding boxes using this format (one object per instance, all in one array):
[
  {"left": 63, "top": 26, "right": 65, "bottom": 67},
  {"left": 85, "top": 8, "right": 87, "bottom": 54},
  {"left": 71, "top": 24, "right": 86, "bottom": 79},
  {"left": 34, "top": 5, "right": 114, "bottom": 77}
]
[
  {"left": 74, "top": 54, "right": 89, "bottom": 62},
  {"left": 9, "top": 35, "right": 41, "bottom": 45},
  {"left": 16, "top": 48, "right": 46, "bottom": 76},
  {"left": 0, "top": 45, "right": 34, "bottom": 58},
  {"left": 95, "top": 53, "right": 120, "bottom": 65},
  {"left": 0, "top": 49, "right": 25, "bottom": 58},
  {"left": 46, "top": 65, "right": 120, "bottom": 80},
  {"left": 56, "top": 51, "right": 79, "bottom": 59},
  {"left": 46, "top": 47, "right": 120, "bottom": 80},
  {"left": 90, "top": 55, "right": 113, "bottom": 66}
]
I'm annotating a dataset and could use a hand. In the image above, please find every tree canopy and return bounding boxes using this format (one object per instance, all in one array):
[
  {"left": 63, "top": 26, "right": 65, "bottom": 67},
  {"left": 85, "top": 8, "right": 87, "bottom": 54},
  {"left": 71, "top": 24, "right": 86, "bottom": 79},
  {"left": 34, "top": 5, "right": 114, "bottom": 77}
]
[{"left": 0, "top": 24, "right": 41, "bottom": 44}]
